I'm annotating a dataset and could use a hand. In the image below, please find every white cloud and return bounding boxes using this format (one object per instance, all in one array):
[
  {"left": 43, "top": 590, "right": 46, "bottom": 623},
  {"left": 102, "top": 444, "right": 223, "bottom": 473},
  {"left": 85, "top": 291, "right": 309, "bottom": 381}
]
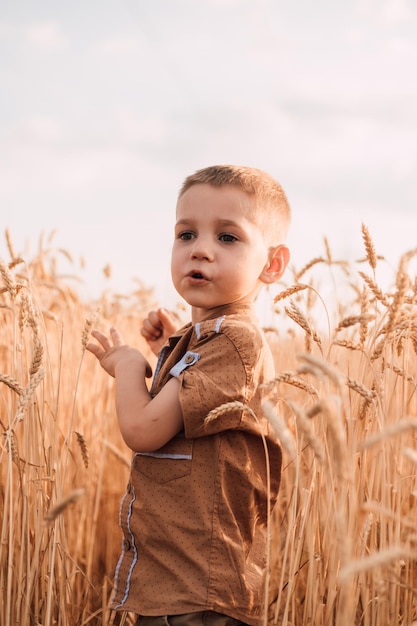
[
  {"left": 91, "top": 36, "right": 145, "bottom": 56},
  {"left": 355, "top": 0, "right": 413, "bottom": 22},
  {"left": 25, "top": 20, "right": 69, "bottom": 50},
  {"left": 18, "top": 116, "right": 65, "bottom": 142},
  {"left": 0, "top": 143, "right": 150, "bottom": 194},
  {"left": 111, "top": 107, "right": 169, "bottom": 145},
  {"left": 380, "top": 0, "right": 411, "bottom": 23}
]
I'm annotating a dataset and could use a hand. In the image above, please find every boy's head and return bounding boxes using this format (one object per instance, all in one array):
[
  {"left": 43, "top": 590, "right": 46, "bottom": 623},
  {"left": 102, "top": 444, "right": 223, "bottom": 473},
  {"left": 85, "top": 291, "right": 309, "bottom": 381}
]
[
  {"left": 172, "top": 164, "right": 291, "bottom": 321},
  {"left": 178, "top": 164, "right": 291, "bottom": 247}
]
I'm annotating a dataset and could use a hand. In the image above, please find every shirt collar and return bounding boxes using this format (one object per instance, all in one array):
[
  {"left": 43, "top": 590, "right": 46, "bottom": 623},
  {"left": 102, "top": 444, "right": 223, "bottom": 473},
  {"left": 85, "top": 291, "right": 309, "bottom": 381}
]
[{"left": 167, "top": 302, "right": 257, "bottom": 347}]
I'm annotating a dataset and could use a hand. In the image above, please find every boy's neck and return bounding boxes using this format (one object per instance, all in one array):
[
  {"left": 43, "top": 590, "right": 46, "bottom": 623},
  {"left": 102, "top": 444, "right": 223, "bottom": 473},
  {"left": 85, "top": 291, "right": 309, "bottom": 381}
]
[{"left": 191, "top": 301, "right": 256, "bottom": 324}]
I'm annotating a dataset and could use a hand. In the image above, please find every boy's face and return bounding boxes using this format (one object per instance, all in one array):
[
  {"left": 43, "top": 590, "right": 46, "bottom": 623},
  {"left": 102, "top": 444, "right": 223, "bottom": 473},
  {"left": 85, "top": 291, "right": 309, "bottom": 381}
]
[{"left": 171, "top": 183, "right": 274, "bottom": 321}]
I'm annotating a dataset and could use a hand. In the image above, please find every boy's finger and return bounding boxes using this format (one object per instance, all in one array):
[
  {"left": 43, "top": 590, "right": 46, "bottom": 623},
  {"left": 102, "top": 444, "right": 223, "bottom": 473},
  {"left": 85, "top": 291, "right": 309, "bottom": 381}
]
[
  {"left": 110, "top": 326, "right": 124, "bottom": 346},
  {"left": 141, "top": 317, "right": 162, "bottom": 339},
  {"left": 157, "top": 308, "right": 178, "bottom": 335},
  {"left": 147, "top": 310, "right": 164, "bottom": 331},
  {"left": 91, "top": 329, "right": 111, "bottom": 350},
  {"left": 85, "top": 342, "right": 104, "bottom": 358}
]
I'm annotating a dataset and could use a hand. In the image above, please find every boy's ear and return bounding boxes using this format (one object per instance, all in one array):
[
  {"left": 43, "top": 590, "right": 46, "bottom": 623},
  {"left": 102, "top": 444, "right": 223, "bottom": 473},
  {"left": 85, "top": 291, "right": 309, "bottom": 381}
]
[{"left": 260, "top": 245, "right": 290, "bottom": 285}]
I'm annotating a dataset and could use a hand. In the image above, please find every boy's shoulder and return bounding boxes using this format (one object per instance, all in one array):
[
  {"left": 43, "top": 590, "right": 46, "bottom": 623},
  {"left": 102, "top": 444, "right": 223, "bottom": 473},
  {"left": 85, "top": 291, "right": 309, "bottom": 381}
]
[
  {"left": 195, "top": 312, "right": 265, "bottom": 349},
  {"left": 192, "top": 312, "right": 274, "bottom": 379}
]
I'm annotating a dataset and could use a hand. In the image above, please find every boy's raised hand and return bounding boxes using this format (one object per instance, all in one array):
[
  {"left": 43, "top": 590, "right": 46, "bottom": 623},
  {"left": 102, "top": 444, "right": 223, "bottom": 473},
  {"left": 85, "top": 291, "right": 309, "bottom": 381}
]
[
  {"left": 140, "top": 308, "right": 179, "bottom": 356},
  {"left": 86, "top": 327, "right": 152, "bottom": 378}
]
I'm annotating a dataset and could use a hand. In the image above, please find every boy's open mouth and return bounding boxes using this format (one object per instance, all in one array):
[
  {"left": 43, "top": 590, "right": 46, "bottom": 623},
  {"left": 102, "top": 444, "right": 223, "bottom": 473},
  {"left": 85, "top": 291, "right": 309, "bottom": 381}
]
[{"left": 189, "top": 270, "right": 208, "bottom": 280}]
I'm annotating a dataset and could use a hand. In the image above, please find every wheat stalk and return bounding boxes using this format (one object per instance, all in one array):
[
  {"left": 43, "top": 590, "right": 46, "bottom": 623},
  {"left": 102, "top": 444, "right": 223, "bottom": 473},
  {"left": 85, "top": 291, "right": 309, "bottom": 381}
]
[
  {"left": 262, "top": 371, "right": 319, "bottom": 397},
  {"left": 360, "top": 512, "right": 374, "bottom": 553},
  {"left": 324, "top": 236, "right": 332, "bottom": 263},
  {"left": 297, "top": 353, "right": 343, "bottom": 387},
  {"left": 16, "top": 368, "right": 45, "bottom": 421},
  {"left": 18, "top": 287, "right": 40, "bottom": 336},
  {"left": 45, "top": 488, "right": 85, "bottom": 523},
  {"left": 359, "top": 287, "right": 370, "bottom": 348},
  {"left": 295, "top": 257, "right": 326, "bottom": 281},
  {"left": 361, "top": 223, "right": 378, "bottom": 271},
  {"left": 358, "top": 394, "right": 375, "bottom": 421},
  {"left": 381, "top": 271, "right": 409, "bottom": 338},
  {"left": 359, "top": 418, "right": 417, "bottom": 449},
  {"left": 403, "top": 447, "right": 417, "bottom": 465},
  {"left": 274, "top": 284, "right": 309, "bottom": 303},
  {"left": 370, "top": 339, "right": 385, "bottom": 361},
  {"left": 0, "top": 373, "right": 24, "bottom": 395},
  {"left": 262, "top": 399, "right": 296, "bottom": 457},
  {"left": 74, "top": 431, "right": 89, "bottom": 469},
  {"left": 81, "top": 308, "right": 101, "bottom": 350},
  {"left": 205, "top": 400, "right": 248, "bottom": 423},
  {"left": 358, "top": 271, "right": 390, "bottom": 306},
  {"left": 339, "top": 546, "right": 415, "bottom": 583},
  {"left": 29, "top": 337, "right": 44, "bottom": 376},
  {"left": 335, "top": 314, "right": 375, "bottom": 332},
  {"left": 0, "top": 259, "right": 18, "bottom": 298},
  {"left": 284, "top": 300, "right": 322, "bottom": 349},
  {"left": 5, "top": 228, "right": 17, "bottom": 261},
  {"left": 101, "top": 439, "right": 131, "bottom": 468},
  {"left": 345, "top": 377, "right": 376, "bottom": 402},
  {"left": 333, "top": 339, "right": 362, "bottom": 351},
  {"left": 3, "top": 428, "right": 20, "bottom": 466},
  {"left": 311, "top": 395, "right": 348, "bottom": 481},
  {"left": 287, "top": 400, "right": 324, "bottom": 462},
  {"left": 359, "top": 418, "right": 417, "bottom": 450},
  {"left": 385, "top": 361, "right": 416, "bottom": 386}
]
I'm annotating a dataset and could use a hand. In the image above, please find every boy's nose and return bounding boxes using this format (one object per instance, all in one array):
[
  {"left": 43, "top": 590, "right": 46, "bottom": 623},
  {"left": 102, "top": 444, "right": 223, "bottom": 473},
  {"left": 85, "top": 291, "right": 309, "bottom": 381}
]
[{"left": 190, "top": 238, "right": 213, "bottom": 261}]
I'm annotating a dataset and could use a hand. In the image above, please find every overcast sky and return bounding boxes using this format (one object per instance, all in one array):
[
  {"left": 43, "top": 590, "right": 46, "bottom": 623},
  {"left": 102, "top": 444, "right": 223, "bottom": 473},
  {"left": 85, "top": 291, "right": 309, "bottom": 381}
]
[{"left": 1, "top": 0, "right": 416, "bottom": 309}]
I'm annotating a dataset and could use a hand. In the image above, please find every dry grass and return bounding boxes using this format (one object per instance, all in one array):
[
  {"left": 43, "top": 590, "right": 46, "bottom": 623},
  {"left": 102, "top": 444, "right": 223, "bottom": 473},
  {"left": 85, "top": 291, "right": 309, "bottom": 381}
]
[
  {"left": 1, "top": 227, "right": 417, "bottom": 625},
  {"left": 0, "top": 232, "right": 159, "bottom": 626},
  {"left": 268, "top": 231, "right": 417, "bottom": 625}
]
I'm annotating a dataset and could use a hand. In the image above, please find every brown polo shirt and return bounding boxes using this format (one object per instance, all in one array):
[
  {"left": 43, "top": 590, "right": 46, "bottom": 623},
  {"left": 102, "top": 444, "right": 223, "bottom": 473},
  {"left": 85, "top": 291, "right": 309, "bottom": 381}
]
[{"left": 110, "top": 302, "right": 282, "bottom": 626}]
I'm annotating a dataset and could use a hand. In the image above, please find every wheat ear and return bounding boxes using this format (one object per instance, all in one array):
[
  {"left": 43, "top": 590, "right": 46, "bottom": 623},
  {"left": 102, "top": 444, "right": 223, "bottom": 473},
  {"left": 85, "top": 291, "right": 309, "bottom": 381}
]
[
  {"left": 262, "top": 371, "right": 319, "bottom": 398},
  {"left": 295, "top": 257, "right": 326, "bottom": 281},
  {"left": 16, "top": 368, "right": 45, "bottom": 421},
  {"left": 29, "top": 337, "right": 44, "bottom": 376},
  {"left": 335, "top": 314, "right": 375, "bottom": 332},
  {"left": 285, "top": 300, "right": 322, "bottom": 349},
  {"left": 81, "top": 308, "right": 101, "bottom": 350},
  {"left": 0, "top": 373, "right": 24, "bottom": 395},
  {"left": 361, "top": 223, "right": 377, "bottom": 271},
  {"left": 358, "top": 271, "right": 389, "bottom": 306},
  {"left": 262, "top": 399, "right": 296, "bottom": 457},
  {"left": 74, "top": 431, "right": 89, "bottom": 469},
  {"left": 359, "top": 418, "right": 417, "bottom": 449},
  {"left": 274, "top": 284, "right": 309, "bottom": 303},
  {"left": 287, "top": 400, "right": 324, "bottom": 462},
  {"left": 0, "top": 259, "right": 18, "bottom": 298},
  {"left": 45, "top": 489, "right": 85, "bottom": 523},
  {"left": 339, "top": 546, "right": 415, "bottom": 583}
]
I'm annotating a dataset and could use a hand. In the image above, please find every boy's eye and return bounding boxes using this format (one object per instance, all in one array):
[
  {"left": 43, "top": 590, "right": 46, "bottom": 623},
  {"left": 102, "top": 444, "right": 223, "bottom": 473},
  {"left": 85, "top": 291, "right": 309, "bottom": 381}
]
[
  {"left": 178, "top": 231, "right": 195, "bottom": 241},
  {"left": 219, "top": 233, "right": 238, "bottom": 243}
]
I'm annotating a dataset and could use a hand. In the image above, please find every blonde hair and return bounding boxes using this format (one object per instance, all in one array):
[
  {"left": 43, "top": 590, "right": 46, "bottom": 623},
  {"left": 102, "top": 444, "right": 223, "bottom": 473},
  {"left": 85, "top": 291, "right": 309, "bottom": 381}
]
[{"left": 178, "top": 164, "right": 291, "bottom": 244}]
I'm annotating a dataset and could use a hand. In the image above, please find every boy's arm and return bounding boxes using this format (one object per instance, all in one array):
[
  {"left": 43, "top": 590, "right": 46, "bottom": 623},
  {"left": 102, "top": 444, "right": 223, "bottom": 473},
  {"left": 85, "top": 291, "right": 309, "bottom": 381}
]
[
  {"left": 140, "top": 307, "right": 179, "bottom": 356},
  {"left": 87, "top": 327, "right": 183, "bottom": 452}
]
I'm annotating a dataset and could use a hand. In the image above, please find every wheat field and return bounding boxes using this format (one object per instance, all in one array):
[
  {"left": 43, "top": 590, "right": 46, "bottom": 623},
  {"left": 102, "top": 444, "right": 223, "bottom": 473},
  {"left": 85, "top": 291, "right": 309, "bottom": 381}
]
[{"left": 1, "top": 226, "right": 416, "bottom": 625}]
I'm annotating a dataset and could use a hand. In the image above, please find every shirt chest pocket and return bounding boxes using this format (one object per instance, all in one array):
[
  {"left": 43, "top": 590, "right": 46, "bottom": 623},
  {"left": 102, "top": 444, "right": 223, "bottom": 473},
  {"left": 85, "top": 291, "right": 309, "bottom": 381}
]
[{"left": 132, "top": 436, "right": 193, "bottom": 484}]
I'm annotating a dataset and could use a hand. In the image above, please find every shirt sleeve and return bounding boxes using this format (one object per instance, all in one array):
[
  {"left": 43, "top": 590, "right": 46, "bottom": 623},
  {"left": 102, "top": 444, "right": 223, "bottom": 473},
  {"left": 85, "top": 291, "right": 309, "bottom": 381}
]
[{"left": 176, "top": 330, "right": 261, "bottom": 438}]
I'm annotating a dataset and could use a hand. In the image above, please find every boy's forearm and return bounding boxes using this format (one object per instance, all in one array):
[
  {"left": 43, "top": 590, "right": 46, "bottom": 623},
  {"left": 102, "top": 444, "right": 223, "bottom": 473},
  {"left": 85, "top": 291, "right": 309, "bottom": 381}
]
[
  {"left": 113, "top": 362, "right": 183, "bottom": 453},
  {"left": 114, "top": 360, "right": 153, "bottom": 449}
]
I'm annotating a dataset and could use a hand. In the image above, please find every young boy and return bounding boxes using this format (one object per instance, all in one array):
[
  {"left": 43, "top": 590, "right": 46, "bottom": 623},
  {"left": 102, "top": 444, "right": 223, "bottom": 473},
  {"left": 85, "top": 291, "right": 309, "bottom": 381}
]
[{"left": 87, "top": 165, "right": 291, "bottom": 626}]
